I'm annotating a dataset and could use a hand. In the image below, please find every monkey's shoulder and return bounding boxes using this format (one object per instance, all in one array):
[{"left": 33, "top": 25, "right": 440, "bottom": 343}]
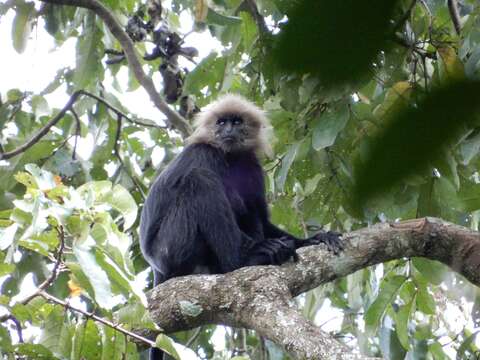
[{"left": 151, "top": 143, "right": 224, "bottom": 187}]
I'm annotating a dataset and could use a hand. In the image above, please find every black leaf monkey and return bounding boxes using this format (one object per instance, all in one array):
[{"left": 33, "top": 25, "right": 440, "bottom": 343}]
[{"left": 140, "top": 95, "right": 343, "bottom": 359}]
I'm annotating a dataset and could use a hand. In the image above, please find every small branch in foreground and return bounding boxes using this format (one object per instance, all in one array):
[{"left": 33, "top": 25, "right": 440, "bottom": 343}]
[
  {"left": 0, "top": 90, "right": 161, "bottom": 161},
  {"left": 39, "top": 0, "right": 192, "bottom": 137},
  {"left": 39, "top": 290, "right": 154, "bottom": 347},
  {"left": 0, "top": 226, "right": 152, "bottom": 349},
  {"left": 447, "top": 0, "right": 462, "bottom": 35},
  {"left": 0, "top": 226, "right": 66, "bottom": 323},
  {"left": 19, "top": 226, "right": 66, "bottom": 305}
]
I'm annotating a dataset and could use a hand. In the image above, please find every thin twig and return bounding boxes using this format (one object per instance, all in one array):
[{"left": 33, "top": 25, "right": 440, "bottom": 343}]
[
  {"left": 39, "top": 290, "right": 155, "bottom": 347},
  {"left": 1, "top": 90, "right": 163, "bottom": 160},
  {"left": 393, "top": 35, "right": 436, "bottom": 59},
  {"left": 0, "top": 92, "right": 83, "bottom": 160},
  {"left": 113, "top": 114, "right": 147, "bottom": 200},
  {"left": 7, "top": 315, "right": 24, "bottom": 343},
  {"left": 39, "top": 0, "right": 192, "bottom": 137},
  {"left": 70, "top": 107, "right": 81, "bottom": 160},
  {"left": 447, "top": 0, "right": 461, "bottom": 35},
  {"left": 77, "top": 90, "right": 164, "bottom": 129},
  {"left": 20, "top": 226, "right": 66, "bottom": 305}
]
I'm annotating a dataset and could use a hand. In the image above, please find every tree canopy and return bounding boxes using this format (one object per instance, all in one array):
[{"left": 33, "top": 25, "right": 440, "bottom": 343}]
[{"left": 0, "top": 0, "right": 480, "bottom": 359}]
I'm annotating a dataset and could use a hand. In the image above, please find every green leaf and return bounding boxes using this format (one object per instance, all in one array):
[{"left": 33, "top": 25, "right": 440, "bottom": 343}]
[
  {"left": 15, "top": 343, "right": 58, "bottom": 359},
  {"left": 116, "top": 302, "right": 150, "bottom": 328},
  {"left": 94, "top": 249, "right": 134, "bottom": 298},
  {"left": 0, "top": 325, "right": 13, "bottom": 352},
  {"left": 378, "top": 325, "right": 407, "bottom": 360},
  {"left": 105, "top": 185, "right": 138, "bottom": 230},
  {"left": 100, "top": 325, "right": 126, "bottom": 360},
  {"left": 31, "top": 95, "right": 51, "bottom": 117},
  {"left": 7, "top": 89, "right": 24, "bottom": 102},
  {"left": 239, "top": 12, "right": 257, "bottom": 52},
  {"left": 312, "top": 105, "right": 349, "bottom": 150},
  {"left": 276, "top": 142, "right": 300, "bottom": 191},
  {"left": 43, "top": 149, "right": 82, "bottom": 178},
  {"left": 74, "top": 13, "right": 104, "bottom": 88},
  {"left": 155, "top": 334, "right": 181, "bottom": 360},
  {"left": 12, "top": 1, "right": 35, "bottom": 53},
  {"left": 39, "top": 305, "right": 73, "bottom": 358},
  {"left": 0, "top": 142, "right": 58, "bottom": 192},
  {"left": 183, "top": 53, "right": 226, "bottom": 96},
  {"left": 71, "top": 320, "right": 101, "bottom": 360},
  {"left": 11, "top": 303, "right": 31, "bottom": 323},
  {"left": 457, "top": 331, "right": 480, "bottom": 359},
  {"left": 412, "top": 258, "right": 446, "bottom": 285},
  {"left": 416, "top": 286, "right": 436, "bottom": 315},
  {"left": 394, "top": 296, "right": 415, "bottom": 350},
  {"left": 0, "top": 263, "right": 15, "bottom": 276},
  {"left": 365, "top": 275, "right": 406, "bottom": 333},
  {"left": 428, "top": 341, "right": 449, "bottom": 360},
  {"left": 77, "top": 181, "right": 137, "bottom": 229},
  {"left": 206, "top": 8, "right": 242, "bottom": 26},
  {"left": 73, "top": 245, "right": 114, "bottom": 309},
  {"left": 25, "top": 164, "right": 57, "bottom": 190}
]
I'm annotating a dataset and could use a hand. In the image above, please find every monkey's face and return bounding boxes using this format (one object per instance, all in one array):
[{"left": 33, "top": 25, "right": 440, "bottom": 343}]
[{"left": 214, "top": 114, "right": 253, "bottom": 153}]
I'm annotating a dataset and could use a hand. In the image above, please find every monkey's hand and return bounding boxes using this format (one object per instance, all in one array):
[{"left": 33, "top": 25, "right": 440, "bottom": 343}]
[
  {"left": 298, "top": 231, "right": 344, "bottom": 254},
  {"left": 246, "top": 238, "right": 298, "bottom": 266}
]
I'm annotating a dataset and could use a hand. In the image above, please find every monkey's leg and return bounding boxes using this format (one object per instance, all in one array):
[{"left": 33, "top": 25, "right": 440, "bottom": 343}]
[{"left": 298, "top": 231, "right": 344, "bottom": 254}]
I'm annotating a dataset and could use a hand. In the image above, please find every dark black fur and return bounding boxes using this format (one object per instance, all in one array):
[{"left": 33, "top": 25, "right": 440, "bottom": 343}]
[{"left": 140, "top": 143, "right": 342, "bottom": 359}]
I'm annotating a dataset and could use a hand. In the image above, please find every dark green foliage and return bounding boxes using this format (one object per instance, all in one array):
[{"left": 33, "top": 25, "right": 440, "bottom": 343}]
[
  {"left": 274, "top": 0, "right": 400, "bottom": 88},
  {"left": 353, "top": 80, "right": 480, "bottom": 208}
]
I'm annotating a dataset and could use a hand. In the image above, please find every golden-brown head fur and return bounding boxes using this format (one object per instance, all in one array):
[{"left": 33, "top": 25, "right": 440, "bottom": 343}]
[{"left": 186, "top": 94, "right": 273, "bottom": 157}]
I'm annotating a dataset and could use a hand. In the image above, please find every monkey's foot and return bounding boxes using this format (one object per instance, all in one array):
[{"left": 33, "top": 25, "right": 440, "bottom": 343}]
[{"left": 305, "top": 231, "right": 344, "bottom": 254}]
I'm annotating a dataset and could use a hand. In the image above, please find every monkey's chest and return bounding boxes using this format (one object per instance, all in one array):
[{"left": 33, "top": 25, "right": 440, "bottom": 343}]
[{"left": 223, "top": 162, "right": 263, "bottom": 211}]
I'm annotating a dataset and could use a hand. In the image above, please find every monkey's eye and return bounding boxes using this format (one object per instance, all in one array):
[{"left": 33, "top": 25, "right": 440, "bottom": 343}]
[
  {"left": 233, "top": 118, "right": 243, "bottom": 125},
  {"left": 216, "top": 119, "right": 226, "bottom": 126}
]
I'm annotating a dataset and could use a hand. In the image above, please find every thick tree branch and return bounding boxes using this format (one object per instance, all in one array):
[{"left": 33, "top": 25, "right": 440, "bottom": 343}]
[
  {"left": 39, "top": 0, "right": 192, "bottom": 137},
  {"left": 147, "top": 217, "right": 480, "bottom": 359},
  {"left": 447, "top": 0, "right": 462, "bottom": 35}
]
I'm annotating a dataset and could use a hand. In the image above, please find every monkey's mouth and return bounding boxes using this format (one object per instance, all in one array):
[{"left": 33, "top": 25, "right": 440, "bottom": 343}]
[{"left": 221, "top": 136, "right": 237, "bottom": 142}]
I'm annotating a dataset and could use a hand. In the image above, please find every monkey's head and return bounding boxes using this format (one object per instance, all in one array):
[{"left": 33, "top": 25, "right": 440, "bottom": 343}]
[{"left": 187, "top": 94, "right": 272, "bottom": 156}]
